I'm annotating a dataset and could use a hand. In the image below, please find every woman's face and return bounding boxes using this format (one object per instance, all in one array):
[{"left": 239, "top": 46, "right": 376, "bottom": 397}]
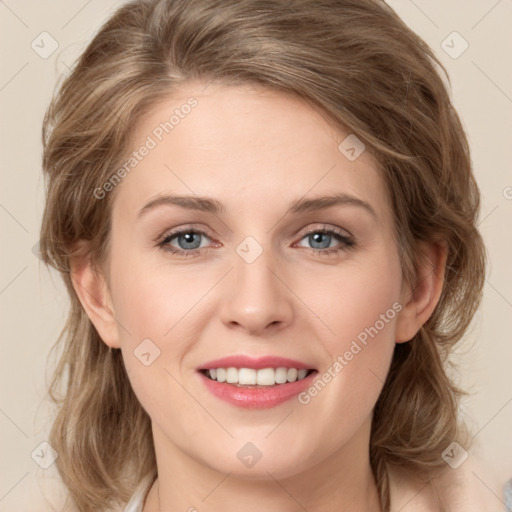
[{"left": 98, "top": 81, "right": 412, "bottom": 479}]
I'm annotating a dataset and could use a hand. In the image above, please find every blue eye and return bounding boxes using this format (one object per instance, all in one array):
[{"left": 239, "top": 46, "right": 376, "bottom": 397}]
[
  {"left": 296, "top": 228, "right": 355, "bottom": 254},
  {"left": 157, "top": 226, "right": 355, "bottom": 256},
  {"left": 158, "top": 229, "right": 210, "bottom": 256}
]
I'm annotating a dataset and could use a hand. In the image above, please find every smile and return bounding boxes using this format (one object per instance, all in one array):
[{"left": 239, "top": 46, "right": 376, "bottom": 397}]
[
  {"left": 200, "top": 367, "right": 314, "bottom": 386},
  {"left": 197, "top": 368, "right": 318, "bottom": 409}
]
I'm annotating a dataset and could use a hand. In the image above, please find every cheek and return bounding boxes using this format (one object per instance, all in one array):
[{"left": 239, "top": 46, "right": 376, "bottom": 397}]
[
  {"left": 112, "top": 266, "right": 197, "bottom": 421},
  {"left": 300, "top": 252, "right": 401, "bottom": 402},
  {"left": 109, "top": 253, "right": 208, "bottom": 344},
  {"left": 108, "top": 255, "right": 211, "bottom": 405},
  {"left": 303, "top": 249, "right": 402, "bottom": 349}
]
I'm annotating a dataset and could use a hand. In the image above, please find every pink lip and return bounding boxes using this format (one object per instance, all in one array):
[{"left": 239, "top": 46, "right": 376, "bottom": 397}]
[
  {"left": 197, "top": 370, "right": 318, "bottom": 409},
  {"left": 198, "top": 355, "right": 314, "bottom": 371}
]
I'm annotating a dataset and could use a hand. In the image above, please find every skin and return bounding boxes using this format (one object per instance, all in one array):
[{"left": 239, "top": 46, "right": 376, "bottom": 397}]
[{"left": 71, "top": 81, "right": 447, "bottom": 512}]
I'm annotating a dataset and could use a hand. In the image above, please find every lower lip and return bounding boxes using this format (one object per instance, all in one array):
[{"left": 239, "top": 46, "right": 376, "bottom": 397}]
[{"left": 198, "top": 370, "right": 317, "bottom": 409}]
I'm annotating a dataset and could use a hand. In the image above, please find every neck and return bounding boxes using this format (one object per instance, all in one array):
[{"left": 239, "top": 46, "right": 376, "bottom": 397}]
[{"left": 144, "top": 420, "right": 382, "bottom": 512}]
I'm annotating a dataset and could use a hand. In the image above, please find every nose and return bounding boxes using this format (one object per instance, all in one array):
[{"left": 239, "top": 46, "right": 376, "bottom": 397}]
[{"left": 217, "top": 246, "right": 294, "bottom": 336}]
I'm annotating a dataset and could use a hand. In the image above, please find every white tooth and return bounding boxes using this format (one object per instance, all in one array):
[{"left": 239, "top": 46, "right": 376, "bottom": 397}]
[
  {"left": 210, "top": 367, "right": 307, "bottom": 385},
  {"left": 256, "top": 368, "right": 276, "bottom": 386},
  {"left": 287, "top": 368, "right": 298, "bottom": 382},
  {"left": 216, "top": 368, "right": 226, "bottom": 383},
  {"left": 226, "top": 367, "right": 238, "bottom": 383},
  {"left": 297, "top": 369, "right": 308, "bottom": 380},
  {"left": 275, "top": 367, "right": 288, "bottom": 384},
  {"left": 238, "top": 368, "right": 257, "bottom": 385}
]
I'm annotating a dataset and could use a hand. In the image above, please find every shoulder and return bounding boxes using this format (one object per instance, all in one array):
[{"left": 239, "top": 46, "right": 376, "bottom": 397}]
[{"left": 388, "top": 455, "right": 506, "bottom": 512}]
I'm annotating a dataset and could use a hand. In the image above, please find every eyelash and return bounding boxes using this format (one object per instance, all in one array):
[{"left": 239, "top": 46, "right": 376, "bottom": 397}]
[{"left": 155, "top": 225, "right": 356, "bottom": 258}]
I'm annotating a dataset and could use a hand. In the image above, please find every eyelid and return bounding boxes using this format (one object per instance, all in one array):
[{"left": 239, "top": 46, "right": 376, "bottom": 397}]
[
  {"left": 293, "top": 224, "right": 356, "bottom": 253},
  {"left": 155, "top": 223, "right": 353, "bottom": 243},
  {"left": 296, "top": 223, "right": 354, "bottom": 239},
  {"left": 155, "top": 222, "right": 356, "bottom": 255},
  {"left": 154, "top": 223, "right": 214, "bottom": 244}
]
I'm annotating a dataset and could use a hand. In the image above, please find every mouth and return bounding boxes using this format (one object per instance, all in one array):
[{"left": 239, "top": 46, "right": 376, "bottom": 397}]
[
  {"left": 196, "top": 360, "right": 319, "bottom": 409},
  {"left": 196, "top": 355, "right": 318, "bottom": 408},
  {"left": 199, "top": 367, "right": 317, "bottom": 387}
]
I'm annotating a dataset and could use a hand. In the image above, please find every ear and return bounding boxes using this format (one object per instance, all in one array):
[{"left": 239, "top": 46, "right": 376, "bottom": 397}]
[
  {"left": 69, "top": 241, "right": 120, "bottom": 349},
  {"left": 395, "top": 240, "right": 448, "bottom": 343}
]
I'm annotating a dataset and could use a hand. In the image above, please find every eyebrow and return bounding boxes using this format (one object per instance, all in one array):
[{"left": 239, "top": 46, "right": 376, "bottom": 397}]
[{"left": 137, "top": 192, "right": 377, "bottom": 219}]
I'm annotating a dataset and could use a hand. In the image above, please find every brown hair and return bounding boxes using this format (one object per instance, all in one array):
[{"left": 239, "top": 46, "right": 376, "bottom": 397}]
[{"left": 39, "top": 0, "right": 486, "bottom": 510}]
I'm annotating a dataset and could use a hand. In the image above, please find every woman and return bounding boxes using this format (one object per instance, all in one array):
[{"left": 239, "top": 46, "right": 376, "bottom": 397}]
[{"left": 39, "top": 0, "right": 505, "bottom": 510}]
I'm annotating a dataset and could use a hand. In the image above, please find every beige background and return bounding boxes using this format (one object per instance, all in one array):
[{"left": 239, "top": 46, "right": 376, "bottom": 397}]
[{"left": 1, "top": 0, "right": 511, "bottom": 509}]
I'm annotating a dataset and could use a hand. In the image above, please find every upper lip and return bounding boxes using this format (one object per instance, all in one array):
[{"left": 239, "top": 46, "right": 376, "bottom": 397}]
[{"left": 198, "top": 355, "right": 315, "bottom": 371}]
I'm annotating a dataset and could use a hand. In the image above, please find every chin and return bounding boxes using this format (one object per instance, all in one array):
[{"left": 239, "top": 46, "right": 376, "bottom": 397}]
[{"left": 198, "top": 443, "right": 318, "bottom": 481}]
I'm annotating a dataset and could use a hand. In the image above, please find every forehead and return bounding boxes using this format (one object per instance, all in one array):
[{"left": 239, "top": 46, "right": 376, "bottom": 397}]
[{"left": 111, "top": 81, "right": 392, "bottom": 226}]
